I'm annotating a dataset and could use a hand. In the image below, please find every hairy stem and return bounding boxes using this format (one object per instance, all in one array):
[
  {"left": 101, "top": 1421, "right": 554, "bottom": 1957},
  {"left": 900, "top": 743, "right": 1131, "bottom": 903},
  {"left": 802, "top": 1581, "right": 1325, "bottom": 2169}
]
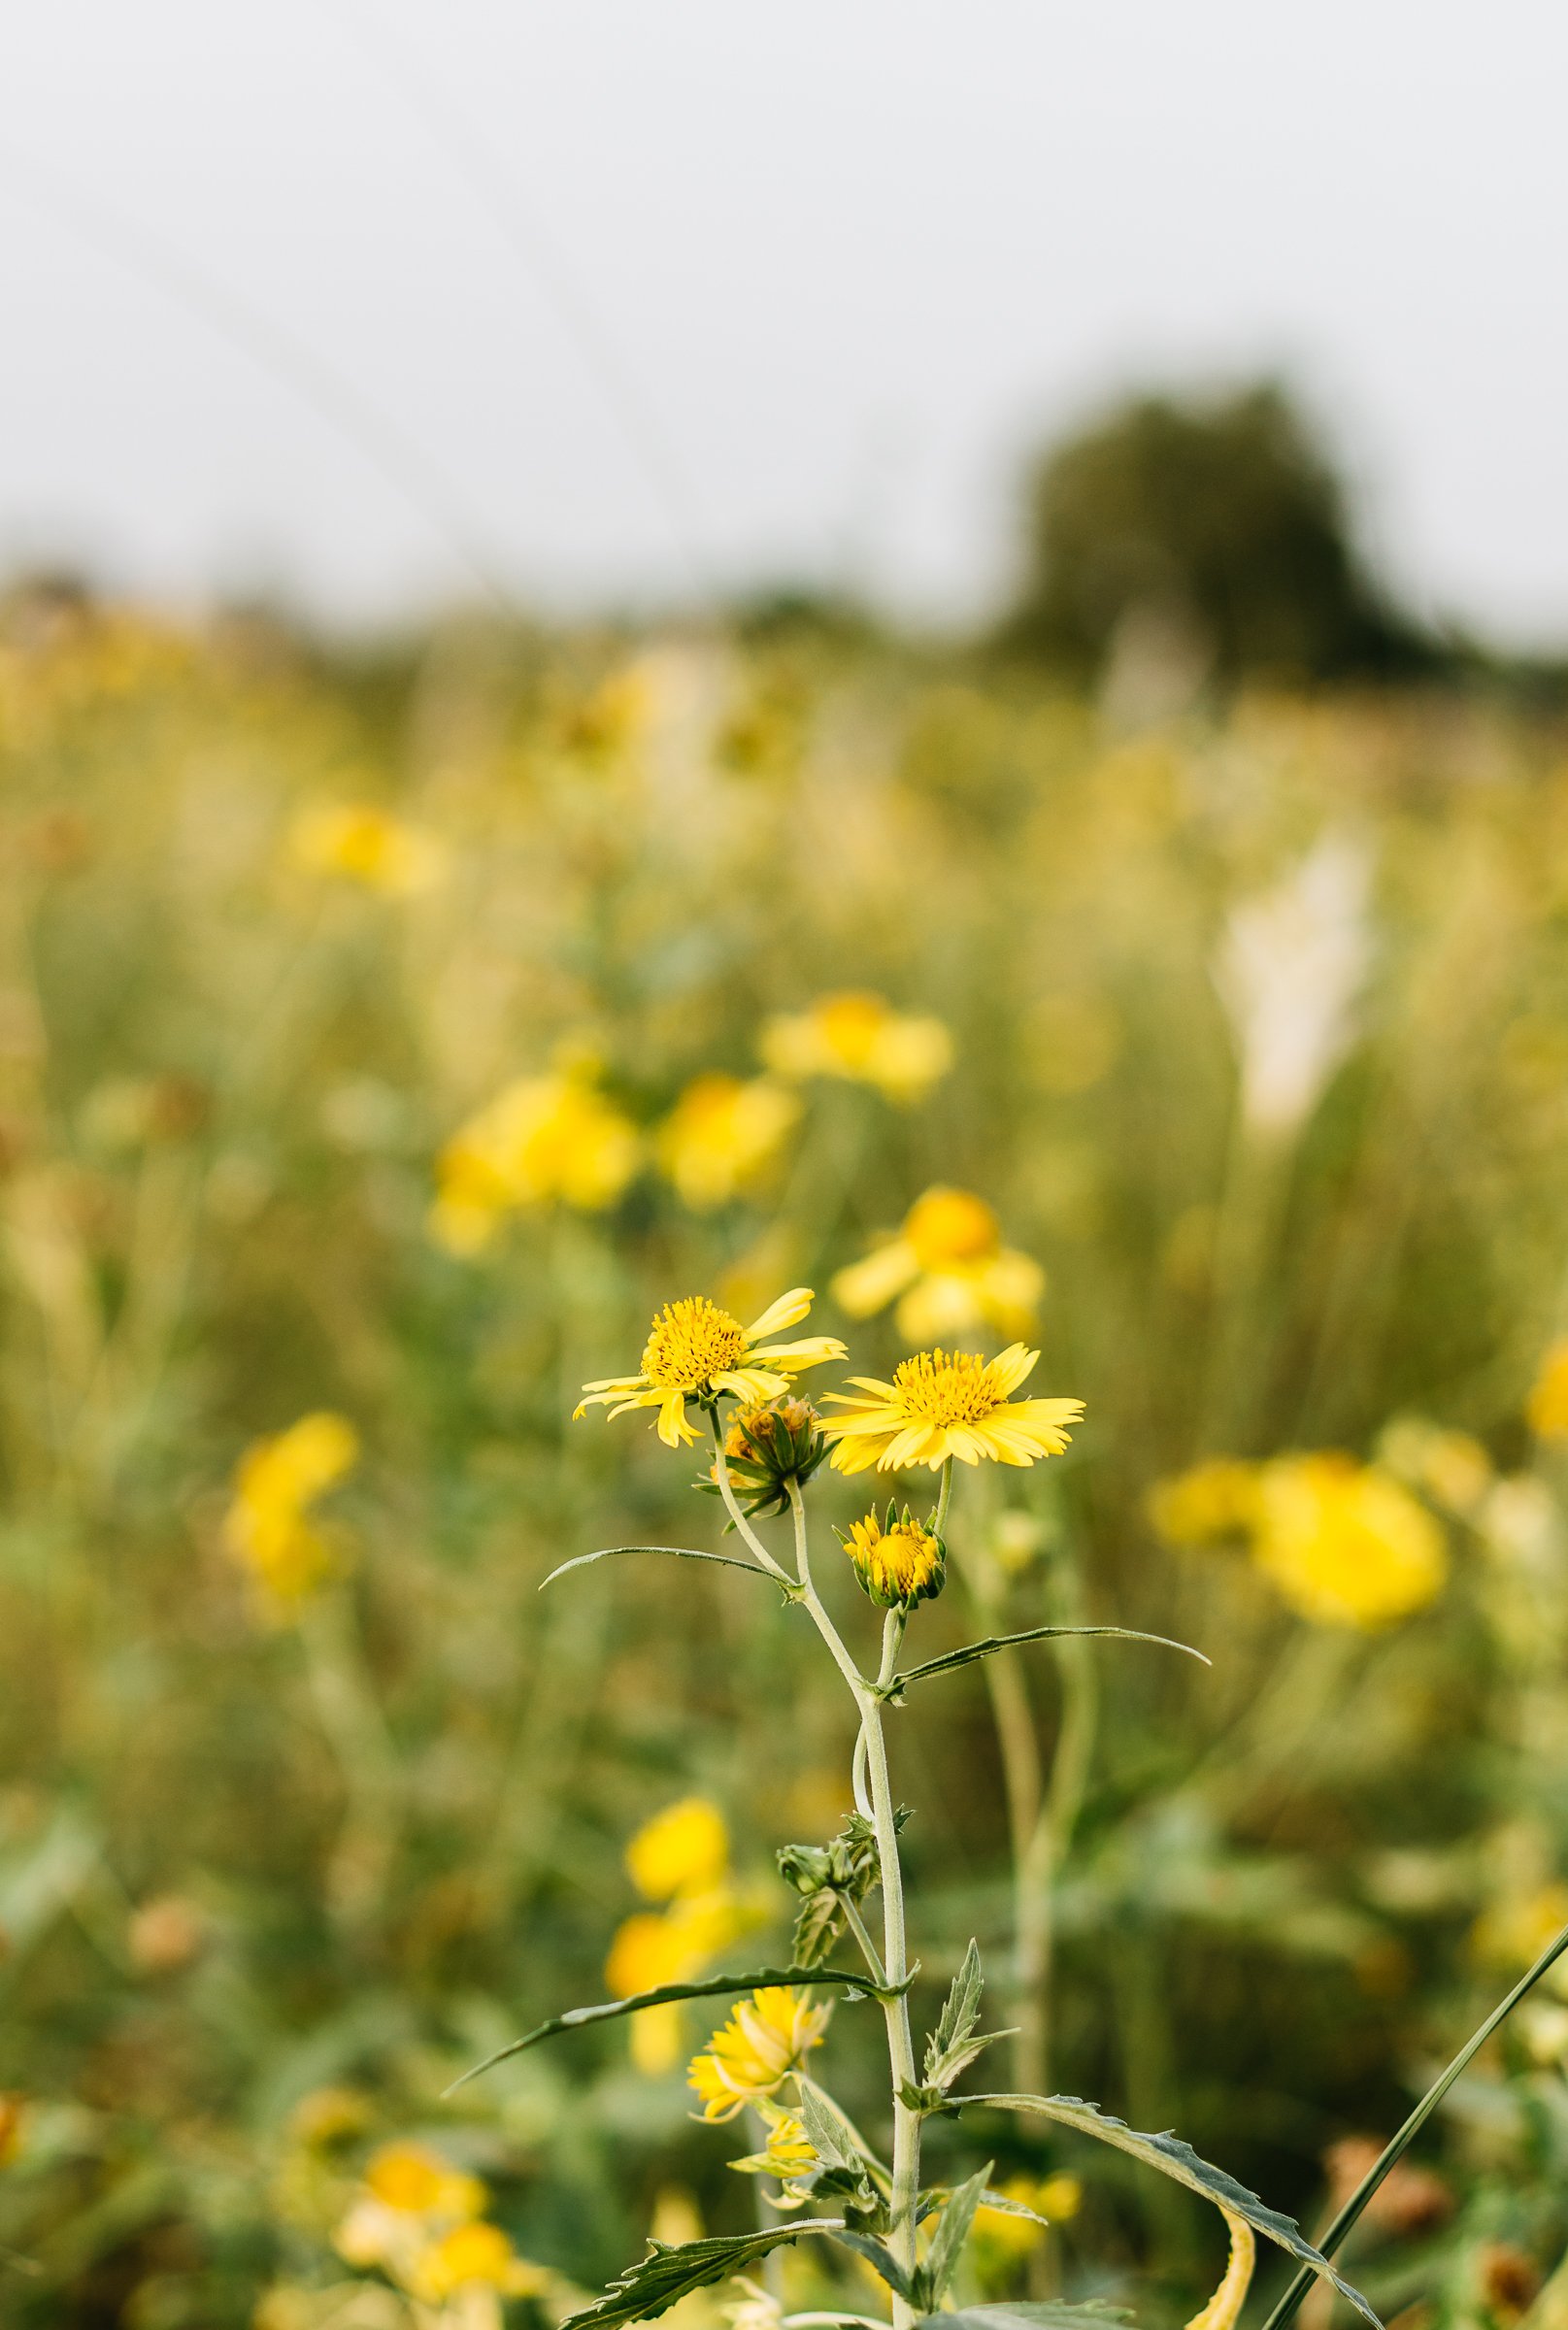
[
  {"left": 789, "top": 1481, "right": 920, "bottom": 2325},
  {"left": 708, "top": 1413, "right": 794, "bottom": 1583}
]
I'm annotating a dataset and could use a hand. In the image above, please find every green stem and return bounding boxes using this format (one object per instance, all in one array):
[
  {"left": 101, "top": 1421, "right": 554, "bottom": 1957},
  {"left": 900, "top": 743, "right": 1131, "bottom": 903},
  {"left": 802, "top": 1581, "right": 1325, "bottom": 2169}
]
[
  {"left": 708, "top": 1412, "right": 794, "bottom": 1584},
  {"left": 933, "top": 1456, "right": 953, "bottom": 1539},
  {"left": 789, "top": 1481, "right": 919, "bottom": 2328}
]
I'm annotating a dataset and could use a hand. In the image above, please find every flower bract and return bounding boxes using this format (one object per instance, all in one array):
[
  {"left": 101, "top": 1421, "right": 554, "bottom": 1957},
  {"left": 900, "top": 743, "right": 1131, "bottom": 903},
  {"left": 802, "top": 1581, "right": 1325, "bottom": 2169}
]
[
  {"left": 839, "top": 1501, "right": 947, "bottom": 1609},
  {"left": 823, "top": 1345, "right": 1083, "bottom": 1474},
  {"left": 577, "top": 1288, "right": 845, "bottom": 1448},
  {"left": 686, "top": 1987, "right": 830, "bottom": 2120}
]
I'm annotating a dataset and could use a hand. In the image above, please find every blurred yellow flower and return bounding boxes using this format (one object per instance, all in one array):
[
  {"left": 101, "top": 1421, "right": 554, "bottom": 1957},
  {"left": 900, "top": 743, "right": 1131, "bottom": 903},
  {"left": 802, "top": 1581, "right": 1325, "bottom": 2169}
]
[
  {"left": 362, "top": 2141, "right": 486, "bottom": 2220},
  {"left": 576, "top": 1287, "right": 844, "bottom": 1449},
  {"left": 656, "top": 1074, "right": 800, "bottom": 1210},
  {"left": 222, "top": 1411, "right": 359, "bottom": 1612},
  {"left": 289, "top": 801, "right": 444, "bottom": 895},
  {"left": 1472, "top": 1882, "right": 1568, "bottom": 1973},
  {"left": 1251, "top": 1454, "right": 1447, "bottom": 1629},
  {"left": 1148, "top": 1458, "right": 1261, "bottom": 1546},
  {"left": 824, "top": 1346, "right": 1083, "bottom": 1475},
  {"left": 970, "top": 2172, "right": 1082, "bottom": 2276},
  {"left": 687, "top": 1987, "right": 830, "bottom": 2120},
  {"left": 0, "top": 2093, "right": 28, "bottom": 2169},
  {"left": 626, "top": 1796, "right": 730, "bottom": 1902},
  {"left": 1527, "top": 1341, "right": 1568, "bottom": 1438},
  {"left": 606, "top": 1851, "right": 749, "bottom": 2076},
  {"left": 760, "top": 990, "right": 952, "bottom": 1102},
  {"left": 430, "top": 1071, "right": 641, "bottom": 1252},
  {"left": 833, "top": 1185, "right": 1044, "bottom": 1344},
  {"left": 407, "top": 2220, "right": 548, "bottom": 2302}
]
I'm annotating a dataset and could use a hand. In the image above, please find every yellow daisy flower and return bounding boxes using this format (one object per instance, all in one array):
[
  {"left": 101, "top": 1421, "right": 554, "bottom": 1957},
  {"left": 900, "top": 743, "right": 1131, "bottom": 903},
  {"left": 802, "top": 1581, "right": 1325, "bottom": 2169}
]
[
  {"left": 221, "top": 1411, "right": 359, "bottom": 1612},
  {"left": 1528, "top": 1340, "right": 1568, "bottom": 1438},
  {"left": 1147, "top": 1457, "right": 1261, "bottom": 1547},
  {"left": 406, "top": 2221, "right": 549, "bottom": 2303},
  {"left": 729, "top": 2103, "right": 819, "bottom": 2203},
  {"left": 687, "top": 1988, "right": 830, "bottom": 2121},
  {"left": 831, "top": 1184, "right": 1043, "bottom": 1343},
  {"left": 839, "top": 1502, "right": 947, "bottom": 1609},
  {"left": 430, "top": 1070, "right": 641, "bottom": 1252},
  {"left": 759, "top": 990, "right": 952, "bottom": 1102},
  {"left": 576, "top": 1288, "right": 846, "bottom": 1449},
  {"left": 1251, "top": 1453, "right": 1447, "bottom": 1629},
  {"left": 656, "top": 1074, "right": 801, "bottom": 1210},
  {"left": 626, "top": 1796, "right": 730, "bottom": 1902},
  {"left": 823, "top": 1345, "right": 1083, "bottom": 1475},
  {"left": 289, "top": 801, "right": 444, "bottom": 895}
]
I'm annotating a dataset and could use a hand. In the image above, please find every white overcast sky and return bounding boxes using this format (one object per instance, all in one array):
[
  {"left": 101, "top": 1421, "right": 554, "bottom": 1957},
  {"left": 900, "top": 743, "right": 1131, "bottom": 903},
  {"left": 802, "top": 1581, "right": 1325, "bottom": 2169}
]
[{"left": 1, "top": 1, "right": 1564, "bottom": 638}]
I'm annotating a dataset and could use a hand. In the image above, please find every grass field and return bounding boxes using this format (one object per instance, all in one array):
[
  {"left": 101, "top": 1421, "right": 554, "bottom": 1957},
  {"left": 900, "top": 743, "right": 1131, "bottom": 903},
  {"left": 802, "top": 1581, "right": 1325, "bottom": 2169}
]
[{"left": 5, "top": 592, "right": 1568, "bottom": 2329}]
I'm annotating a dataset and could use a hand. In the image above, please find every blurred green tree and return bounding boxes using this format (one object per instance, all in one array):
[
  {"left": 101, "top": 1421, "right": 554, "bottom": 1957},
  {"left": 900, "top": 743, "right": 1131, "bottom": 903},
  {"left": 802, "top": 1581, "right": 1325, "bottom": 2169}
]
[{"left": 1001, "top": 382, "right": 1438, "bottom": 688}]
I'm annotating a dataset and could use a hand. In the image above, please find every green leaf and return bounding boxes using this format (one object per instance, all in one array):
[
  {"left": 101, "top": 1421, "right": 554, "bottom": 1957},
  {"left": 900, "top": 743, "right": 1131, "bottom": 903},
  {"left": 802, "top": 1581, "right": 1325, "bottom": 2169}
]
[
  {"left": 922, "top": 2306, "right": 1134, "bottom": 2330},
  {"left": 829, "top": 2227, "right": 915, "bottom": 2301},
  {"left": 559, "top": 2223, "right": 842, "bottom": 2330},
  {"left": 923, "top": 2162, "right": 992, "bottom": 2305},
  {"left": 791, "top": 1886, "right": 846, "bottom": 1970},
  {"left": 1257, "top": 1914, "right": 1568, "bottom": 2330},
  {"left": 926, "top": 1939, "right": 984, "bottom": 2078},
  {"left": 959, "top": 2095, "right": 1381, "bottom": 2329},
  {"left": 444, "top": 1966, "right": 895, "bottom": 2094},
  {"left": 540, "top": 1544, "right": 772, "bottom": 1590},
  {"left": 884, "top": 1626, "right": 1208, "bottom": 1701}
]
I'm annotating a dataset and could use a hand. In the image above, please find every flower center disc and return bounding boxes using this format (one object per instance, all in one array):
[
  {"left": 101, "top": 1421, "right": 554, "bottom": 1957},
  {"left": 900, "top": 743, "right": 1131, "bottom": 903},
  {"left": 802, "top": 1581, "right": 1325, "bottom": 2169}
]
[
  {"left": 642, "top": 1297, "right": 747, "bottom": 1392},
  {"left": 892, "top": 1348, "right": 1003, "bottom": 1426}
]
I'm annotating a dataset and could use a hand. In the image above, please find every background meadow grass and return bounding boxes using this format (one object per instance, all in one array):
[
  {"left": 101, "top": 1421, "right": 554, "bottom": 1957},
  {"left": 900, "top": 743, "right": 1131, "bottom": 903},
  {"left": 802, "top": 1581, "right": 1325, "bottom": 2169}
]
[{"left": 5, "top": 593, "right": 1568, "bottom": 2326}]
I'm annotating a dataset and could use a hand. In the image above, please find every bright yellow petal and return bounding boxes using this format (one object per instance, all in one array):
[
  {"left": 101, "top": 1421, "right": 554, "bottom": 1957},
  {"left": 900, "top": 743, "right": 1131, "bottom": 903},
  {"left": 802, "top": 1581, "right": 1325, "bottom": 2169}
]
[
  {"left": 831, "top": 1239, "right": 920, "bottom": 1318},
  {"left": 657, "top": 1391, "right": 695, "bottom": 1448},
  {"left": 744, "top": 1287, "right": 815, "bottom": 1343},
  {"left": 987, "top": 1344, "right": 1040, "bottom": 1399},
  {"left": 750, "top": 1335, "right": 847, "bottom": 1369}
]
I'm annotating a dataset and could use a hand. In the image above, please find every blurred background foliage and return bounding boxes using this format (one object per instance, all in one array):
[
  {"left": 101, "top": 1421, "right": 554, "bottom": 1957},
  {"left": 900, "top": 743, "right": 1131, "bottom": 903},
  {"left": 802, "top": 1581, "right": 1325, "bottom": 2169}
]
[{"left": 5, "top": 386, "right": 1568, "bottom": 2329}]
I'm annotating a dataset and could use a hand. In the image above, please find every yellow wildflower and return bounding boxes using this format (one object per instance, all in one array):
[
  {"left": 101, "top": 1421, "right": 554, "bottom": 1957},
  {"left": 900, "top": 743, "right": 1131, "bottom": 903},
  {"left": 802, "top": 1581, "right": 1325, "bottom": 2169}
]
[
  {"left": 656, "top": 1074, "right": 800, "bottom": 1210},
  {"left": 430, "top": 1071, "right": 641, "bottom": 1252},
  {"left": 289, "top": 801, "right": 444, "bottom": 895},
  {"left": 606, "top": 1887, "right": 748, "bottom": 2076},
  {"left": 687, "top": 1988, "right": 830, "bottom": 2120},
  {"left": 1251, "top": 1454, "right": 1447, "bottom": 1629},
  {"left": 1472, "top": 1882, "right": 1568, "bottom": 1974},
  {"left": 832, "top": 1185, "right": 1043, "bottom": 1343},
  {"left": 824, "top": 1346, "right": 1083, "bottom": 1475},
  {"left": 576, "top": 1288, "right": 845, "bottom": 1449},
  {"left": 222, "top": 1412, "right": 359, "bottom": 1612},
  {"left": 1528, "top": 1341, "right": 1568, "bottom": 1438},
  {"left": 839, "top": 1502, "right": 947, "bottom": 1609},
  {"left": 760, "top": 990, "right": 952, "bottom": 1102},
  {"left": 1147, "top": 1458, "right": 1261, "bottom": 1546},
  {"left": 406, "top": 2221, "right": 548, "bottom": 2302},
  {"left": 970, "top": 2172, "right": 1081, "bottom": 2277},
  {"left": 626, "top": 1797, "right": 729, "bottom": 1902},
  {"left": 363, "top": 2142, "right": 486, "bottom": 2221}
]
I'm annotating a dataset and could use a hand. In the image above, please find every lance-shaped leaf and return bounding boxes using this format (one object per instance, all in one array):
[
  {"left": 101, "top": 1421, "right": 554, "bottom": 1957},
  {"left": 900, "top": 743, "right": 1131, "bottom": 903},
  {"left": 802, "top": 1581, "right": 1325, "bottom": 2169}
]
[
  {"left": 924, "top": 1940, "right": 1012, "bottom": 2090},
  {"left": 830, "top": 2227, "right": 915, "bottom": 2301},
  {"left": 541, "top": 1544, "right": 775, "bottom": 1590},
  {"left": 921, "top": 2306, "right": 1133, "bottom": 2330},
  {"left": 921, "top": 2163, "right": 993, "bottom": 2307},
  {"left": 958, "top": 2096, "right": 1380, "bottom": 2329},
  {"left": 560, "top": 2222, "right": 843, "bottom": 2330},
  {"left": 882, "top": 1626, "right": 1208, "bottom": 1701},
  {"left": 445, "top": 1966, "right": 899, "bottom": 2094}
]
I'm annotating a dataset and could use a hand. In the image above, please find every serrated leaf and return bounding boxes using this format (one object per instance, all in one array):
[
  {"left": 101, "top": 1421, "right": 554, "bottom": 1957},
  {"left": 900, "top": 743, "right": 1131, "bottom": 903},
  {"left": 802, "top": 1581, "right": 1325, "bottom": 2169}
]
[
  {"left": 444, "top": 1965, "right": 890, "bottom": 2094},
  {"left": 560, "top": 2223, "right": 842, "bottom": 2330},
  {"left": 959, "top": 2096, "right": 1380, "bottom": 2328},
  {"left": 922, "top": 2306, "right": 1134, "bottom": 2330},
  {"left": 926, "top": 1939, "right": 984, "bottom": 2080},
  {"left": 540, "top": 1544, "right": 772, "bottom": 1590},
  {"left": 829, "top": 2227, "right": 915, "bottom": 2301},
  {"left": 799, "top": 2083, "right": 860, "bottom": 2172},
  {"left": 923, "top": 2162, "right": 992, "bottom": 2304},
  {"left": 884, "top": 1626, "right": 1208, "bottom": 1701}
]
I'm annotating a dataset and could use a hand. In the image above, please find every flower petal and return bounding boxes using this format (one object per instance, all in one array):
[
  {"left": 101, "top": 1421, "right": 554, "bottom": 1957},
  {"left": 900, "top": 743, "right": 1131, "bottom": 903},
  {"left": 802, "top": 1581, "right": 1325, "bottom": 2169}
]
[
  {"left": 744, "top": 1286, "right": 815, "bottom": 1343},
  {"left": 831, "top": 1239, "right": 920, "bottom": 1318},
  {"left": 986, "top": 1344, "right": 1040, "bottom": 1399},
  {"left": 657, "top": 1391, "right": 696, "bottom": 1448}
]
